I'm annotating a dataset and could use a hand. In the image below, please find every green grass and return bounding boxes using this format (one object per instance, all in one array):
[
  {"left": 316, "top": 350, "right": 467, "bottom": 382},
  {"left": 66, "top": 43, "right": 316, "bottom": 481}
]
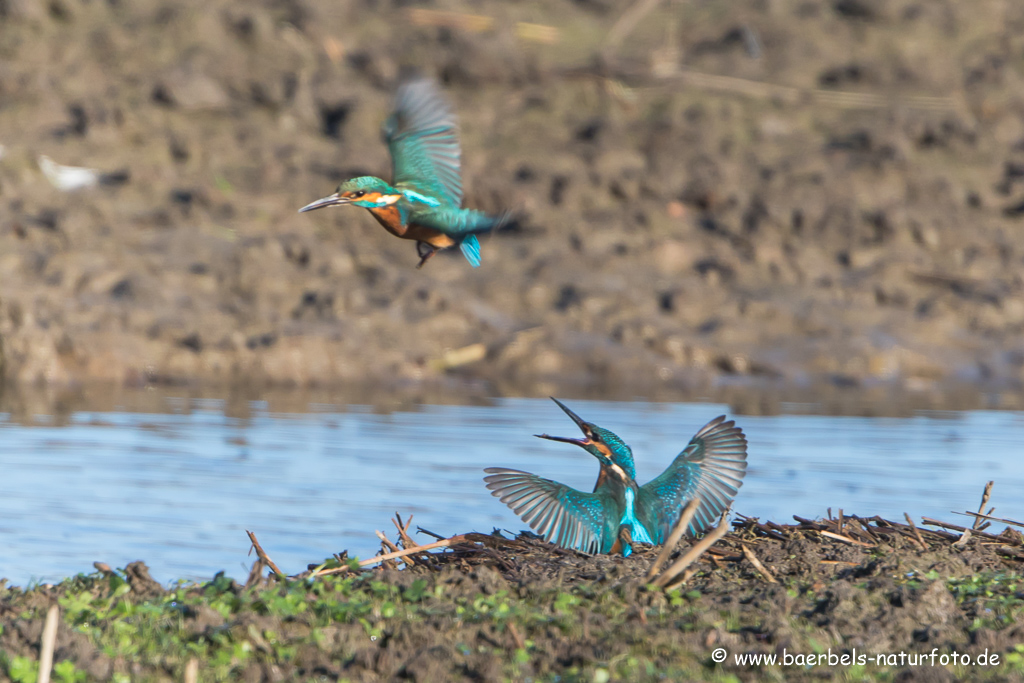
[{"left": 0, "top": 564, "right": 1022, "bottom": 682}]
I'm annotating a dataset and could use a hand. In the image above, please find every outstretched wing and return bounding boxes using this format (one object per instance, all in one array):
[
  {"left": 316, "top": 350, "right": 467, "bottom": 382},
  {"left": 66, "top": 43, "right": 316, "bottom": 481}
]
[
  {"left": 638, "top": 416, "right": 748, "bottom": 541},
  {"left": 484, "top": 468, "right": 609, "bottom": 554},
  {"left": 383, "top": 79, "right": 462, "bottom": 208}
]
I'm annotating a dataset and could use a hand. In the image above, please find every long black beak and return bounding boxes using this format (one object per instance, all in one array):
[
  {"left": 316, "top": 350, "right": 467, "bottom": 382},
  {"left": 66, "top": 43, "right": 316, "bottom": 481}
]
[
  {"left": 298, "top": 193, "right": 348, "bottom": 213},
  {"left": 534, "top": 397, "right": 591, "bottom": 446},
  {"left": 549, "top": 397, "right": 588, "bottom": 431},
  {"left": 534, "top": 433, "right": 588, "bottom": 446}
]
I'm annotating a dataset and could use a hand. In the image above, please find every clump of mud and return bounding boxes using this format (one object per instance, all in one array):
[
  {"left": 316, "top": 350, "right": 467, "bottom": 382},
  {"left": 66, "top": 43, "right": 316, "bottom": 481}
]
[{"left": 2, "top": 512, "right": 1021, "bottom": 681}]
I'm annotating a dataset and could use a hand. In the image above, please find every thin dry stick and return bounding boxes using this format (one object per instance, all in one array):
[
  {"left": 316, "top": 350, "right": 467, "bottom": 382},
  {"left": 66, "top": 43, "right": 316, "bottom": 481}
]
[
  {"left": 507, "top": 622, "right": 526, "bottom": 650},
  {"left": 645, "top": 498, "right": 700, "bottom": 582},
  {"left": 903, "top": 513, "right": 928, "bottom": 550},
  {"left": 837, "top": 509, "right": 844, "bottom": 535},
  {"left": 958, "top": 510, "right": 1024, "bottom": 531},
  {"left": 37, "top": 604, "right": 59, "bottom": 683},
  {"left": 375, "top": 530, "right": 401, "bottom": 554},
  {"left": 953, "top": 528, "right": 972, "bottom": 548},
  {"left": 653, "top": 509, "right": 731, "bottom": 589},
  {"left": 244, "top": 556, "right": 268, "bottom": 589},
  {"left": 663, "top": 566, "right": 699, "bottom": 592},
  {"left": 819, "top": 530, "right": 873, "bottom": 547},
  {"left": 974, "top": 481, "right": 994, "bottom": 530},
  {"left": 353, "top": 536, "right": 468, "bottom": 569},
  {"left": 184, "top": 658, "right": 198, "bottom": 683},
  {"left": 921, "top": 518, "right": 1006, "bottom": 542},
  {"left": 376, "top": 530, "right": 416, "bottom": 569},
  {"left": 245, "top": 530, "right": 286, "bottom": 580},
  {"left": 740, "top": 544, "right": 777, "bottom": 583},
  {"left": 393, "top": 514, "right": 420, "bottom": 549}
]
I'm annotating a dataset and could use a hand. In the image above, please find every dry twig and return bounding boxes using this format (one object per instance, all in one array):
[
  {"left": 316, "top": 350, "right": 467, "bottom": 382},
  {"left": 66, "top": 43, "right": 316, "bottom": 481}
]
[
  {"left": 653, "top": 509, "right": 731, "bottom": 589},
  {"left": 38, "top": 605, "right": 59, "bottom": 683},
  {"left": 921, "top": 518, "right": 1006, "bottom": 542},
  {"left": 957, "top": 510, "right": 1024, "bottom": 532},
  {"left": 903, "top": 513, "right": 928, "bottom": 550},
  {"left": 740, "top": 544, "right": 777, "bottom": 583},
  {"left": 507, "top": 622, "right": 526, "bottom": 650},
  {"left": 645, "top": 498, "right": 700, "bottom": 582},
  {"left": 819, "top": 530, "right": 873, "bottom": 547},
  {"left": 974, "top": 481, "right": 994, "bottom": 530},
  {"left": 245, "top": 530, "right": 286, "bottom": 580}
]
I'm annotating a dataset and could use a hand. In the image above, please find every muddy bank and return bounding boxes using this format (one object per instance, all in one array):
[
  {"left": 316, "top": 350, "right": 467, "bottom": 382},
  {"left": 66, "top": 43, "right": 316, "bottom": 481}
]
[
  {"left": 1, "top": 513, "right": 1023, "bottom": 682},
  {"left": 3, "top": 1, "right": 1024, "bottom": 395}
]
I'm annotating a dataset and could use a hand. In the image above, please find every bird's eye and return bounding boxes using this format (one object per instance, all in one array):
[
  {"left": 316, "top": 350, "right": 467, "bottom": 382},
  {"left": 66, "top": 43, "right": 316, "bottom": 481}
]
[
  {"left": 353, "top": 191, "right": 365, "bottom": 198},
  {"left": 589, "top": 431, "right": 602, "bottom": 443}
]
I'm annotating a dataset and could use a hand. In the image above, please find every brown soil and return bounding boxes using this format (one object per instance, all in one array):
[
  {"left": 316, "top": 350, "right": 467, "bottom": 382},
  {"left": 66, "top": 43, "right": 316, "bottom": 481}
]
[
  {"left": 1, "top": 514, "right": 1022, "bottom": 682},
  {"left": 2, "top": 1, "right": 1024, "bottom": 398}
]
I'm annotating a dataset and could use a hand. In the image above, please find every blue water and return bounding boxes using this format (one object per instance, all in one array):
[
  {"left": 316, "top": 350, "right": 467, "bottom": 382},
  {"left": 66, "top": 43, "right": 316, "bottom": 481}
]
[{"left": 2, "top": 396, "right": 1023, "bottom": 586}]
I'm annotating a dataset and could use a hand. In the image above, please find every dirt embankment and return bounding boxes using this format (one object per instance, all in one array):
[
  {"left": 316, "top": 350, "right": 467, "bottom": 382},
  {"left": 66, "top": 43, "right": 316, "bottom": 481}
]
[
  {"left": 1, "top": 514, "right": 1023, "bottom": 682},
  {"left": 2, "top": 0, "right": 1024, "bottom": 397}
]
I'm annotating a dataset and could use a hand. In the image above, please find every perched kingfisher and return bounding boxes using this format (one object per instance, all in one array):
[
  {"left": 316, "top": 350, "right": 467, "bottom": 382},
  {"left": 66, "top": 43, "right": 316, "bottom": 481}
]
[
  {"left": 298, "top": 79, "right": 506, "bottom": 268},
  {"left": 484, "top": 398, "right": 748, "bottom": 557}
]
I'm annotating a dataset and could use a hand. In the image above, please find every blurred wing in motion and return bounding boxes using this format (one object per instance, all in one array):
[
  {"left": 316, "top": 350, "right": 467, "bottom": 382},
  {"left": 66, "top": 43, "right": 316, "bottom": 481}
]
[{"left": 383, "top": 79, "right": 463, "bottom": 208}]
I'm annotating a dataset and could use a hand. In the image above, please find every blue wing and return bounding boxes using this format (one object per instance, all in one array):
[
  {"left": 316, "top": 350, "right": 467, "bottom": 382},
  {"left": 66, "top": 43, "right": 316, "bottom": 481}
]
[
  {"left": 638, "top": 416, "right": 748, "bottom": 541},
  {"left": 408, "top": 206, "right": 508, "bottom": 237},
  {"left": 383, "top": 79, "right": 463, "bottom": 208},
  {"left": 484, "top": 468, "right": 610, "bottom": 554}
]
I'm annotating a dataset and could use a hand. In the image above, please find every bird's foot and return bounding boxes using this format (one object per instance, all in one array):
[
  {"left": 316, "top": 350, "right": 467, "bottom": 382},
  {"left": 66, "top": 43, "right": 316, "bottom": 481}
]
[{"left": 415, "top": 242, "right": 437, "bottom": 269}]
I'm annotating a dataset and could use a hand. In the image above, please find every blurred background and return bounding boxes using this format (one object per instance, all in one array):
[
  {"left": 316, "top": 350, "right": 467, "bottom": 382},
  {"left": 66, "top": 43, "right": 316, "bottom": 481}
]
[{"left": 2, "top": 0, "right": 1024, "bottom": 583}]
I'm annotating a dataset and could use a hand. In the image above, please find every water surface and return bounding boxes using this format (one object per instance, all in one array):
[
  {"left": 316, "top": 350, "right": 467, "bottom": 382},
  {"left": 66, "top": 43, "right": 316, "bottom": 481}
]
[{"left": 3, "top": 397, "right": 1023, "bottom": 585}]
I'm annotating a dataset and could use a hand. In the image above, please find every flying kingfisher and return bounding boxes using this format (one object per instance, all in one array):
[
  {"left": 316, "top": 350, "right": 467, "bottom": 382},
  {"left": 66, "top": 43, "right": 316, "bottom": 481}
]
[
  {"left": 484, "top": 398, "right": 748, "bottom": 557},
  {"left": 298, "top": 79, "right": 505, "bottom": 268}
]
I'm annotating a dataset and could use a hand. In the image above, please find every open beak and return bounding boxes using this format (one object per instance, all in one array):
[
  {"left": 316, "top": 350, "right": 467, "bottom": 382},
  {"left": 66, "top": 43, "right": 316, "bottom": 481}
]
[
  {"left": 535, "top": 433, "right": 588, "bottom": 447},
  {"left": 298, "top": 193, "right": 349, "bottom": 213},
  {"left": 549, "top": 397, "right": 589, "bottom": 431},
  {"left": 534, "top": 397, "right": 591, "bottom": 447}
]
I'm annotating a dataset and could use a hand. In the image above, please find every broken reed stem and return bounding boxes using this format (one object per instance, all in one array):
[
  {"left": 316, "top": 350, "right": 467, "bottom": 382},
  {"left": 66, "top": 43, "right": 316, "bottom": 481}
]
[
  {"left": 393, "top": 513, "right": 420, "bottom": 549},
  {"left": 959, "top": 510, "right": 1024, "bottom": 531},
  {"left": 645, "top": 498, "right": 700, "bottom": 582},
  {"left": 953, "top": 528, "right": 973, "bottom": 548},
  {"left": 507, "top": 622, "right": 526, "bottom": 650},
  {"left": 356, "top": 536, "right": 465, "bottom": 569},
  {"left": 903, "top": 513, "right": 928, "bottom": 550},
  {"left": 740, "top": 544, "right": 777, "bottom": 583},
  {"left": 653, "top": 508, "right": 731, "bottom": 589},
  {"left": 921, "top": 517, "right": 1007, "bottom": 542},
  {"left": 663, "top": 567, "right": 699, "bottom": 592},
  {"left": 245, "top": 530, "right": 286, "bottom": 580},
  {"left": 819, "top": 530, "right": 873, "bottom": 547},
  {"left": 38, "top": 604, "right": 59, "bottom": 683},
  {"left": 376, "top": 530, "right": 416, "bottom": 569},
  {"left": 837, "top": 509, "right": 844, "bottom": 535},
  {"left": 974, "top": 481, "right": 994, "bottom": 530},
  {"left": 375, "top": 530, "right": 401, "bottom": 554}
]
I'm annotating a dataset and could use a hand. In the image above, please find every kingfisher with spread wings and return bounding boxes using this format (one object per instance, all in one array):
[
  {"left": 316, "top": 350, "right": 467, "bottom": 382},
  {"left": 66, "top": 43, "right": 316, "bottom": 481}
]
[
  {"left": 485, "top": 399, "right": 749, "bottom": 556},
  {"left": 298, "top": 79, "right": 505, "bottom": 268}
]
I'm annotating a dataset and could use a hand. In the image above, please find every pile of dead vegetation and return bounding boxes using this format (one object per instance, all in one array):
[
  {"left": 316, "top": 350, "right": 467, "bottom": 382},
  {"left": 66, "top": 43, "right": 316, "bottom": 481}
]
[{"left": 2, "top": 500, "right": 1022, "bottom": 682}]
